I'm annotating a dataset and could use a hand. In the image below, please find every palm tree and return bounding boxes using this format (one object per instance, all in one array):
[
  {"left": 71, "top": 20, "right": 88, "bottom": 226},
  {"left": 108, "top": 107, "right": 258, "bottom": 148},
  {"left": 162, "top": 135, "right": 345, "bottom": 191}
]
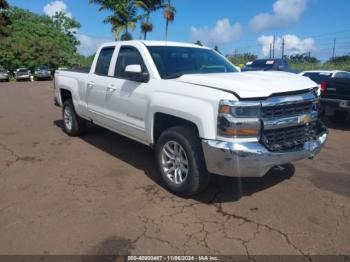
[
  {"left": 163, "top": 0, "right": 175, "bottom": 41},
  {"left": 135, "top": 0, "right": 163, "bottom": 40},
  {"left": 89, "top": 0, "right": 138, "bottom": 41}
]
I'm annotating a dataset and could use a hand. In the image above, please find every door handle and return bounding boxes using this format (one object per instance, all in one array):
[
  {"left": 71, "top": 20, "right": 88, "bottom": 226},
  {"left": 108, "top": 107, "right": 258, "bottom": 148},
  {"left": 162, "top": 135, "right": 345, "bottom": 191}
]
[
  {"left": 87, "top": 81, "right": 95, "bottom": 88},
  {"left": 107, "top": 84, "right": 117, "bottom": 92}
]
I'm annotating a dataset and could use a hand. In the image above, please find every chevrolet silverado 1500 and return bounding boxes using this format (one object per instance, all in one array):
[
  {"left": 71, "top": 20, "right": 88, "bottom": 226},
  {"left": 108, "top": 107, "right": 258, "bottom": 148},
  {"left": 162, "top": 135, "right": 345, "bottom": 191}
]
[{"left": 55, "top": 41, "right": 328, "bottom": 196}]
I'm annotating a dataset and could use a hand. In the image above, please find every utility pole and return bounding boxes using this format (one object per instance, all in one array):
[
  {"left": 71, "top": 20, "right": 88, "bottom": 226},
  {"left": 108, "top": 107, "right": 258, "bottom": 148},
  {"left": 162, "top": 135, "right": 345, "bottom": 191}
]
[
  {"left": 272, "top": 35, "right": 275, "bottom": 59},
  {"left": 332, "top": 38, "right": 336, "bottom": 61},
  {"left": 281, "top": 37, "right": 285, "bottom": 59}
]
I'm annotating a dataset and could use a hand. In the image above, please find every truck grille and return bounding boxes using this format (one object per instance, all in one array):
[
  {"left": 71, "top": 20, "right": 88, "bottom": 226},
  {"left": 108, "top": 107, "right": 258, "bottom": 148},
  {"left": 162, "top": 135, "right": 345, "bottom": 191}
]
[
  {"left": 262, "top": 125, "right": 308, "bottom": 151},
  {"left": 262, "top": 101, "right": 314, "bottom": 118}
]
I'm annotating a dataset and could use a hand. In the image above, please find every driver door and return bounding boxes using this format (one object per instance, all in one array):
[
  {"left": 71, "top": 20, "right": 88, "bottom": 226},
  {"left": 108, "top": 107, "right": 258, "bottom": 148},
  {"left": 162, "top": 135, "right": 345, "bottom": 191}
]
[{"left": 104, "top": 45, "right": 151, "bottom": 142}]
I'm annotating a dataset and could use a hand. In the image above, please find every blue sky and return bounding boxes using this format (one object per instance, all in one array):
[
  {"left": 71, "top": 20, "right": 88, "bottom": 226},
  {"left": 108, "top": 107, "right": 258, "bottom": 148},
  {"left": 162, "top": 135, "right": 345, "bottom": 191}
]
[{"left": 8, "top": 0, "right": 350, "bottom": 60}]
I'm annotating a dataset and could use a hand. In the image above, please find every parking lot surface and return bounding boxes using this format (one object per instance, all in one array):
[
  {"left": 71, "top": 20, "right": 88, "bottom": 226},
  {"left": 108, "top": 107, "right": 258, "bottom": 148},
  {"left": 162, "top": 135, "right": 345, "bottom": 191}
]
[{"left": 0, "top": 81, "right": 349, "bottom": 256}]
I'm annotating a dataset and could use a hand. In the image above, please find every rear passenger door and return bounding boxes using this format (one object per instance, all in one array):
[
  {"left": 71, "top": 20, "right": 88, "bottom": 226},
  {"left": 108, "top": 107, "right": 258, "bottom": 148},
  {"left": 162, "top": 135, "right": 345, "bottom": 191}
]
[{"left": 86, "top": 46, "right": 116, "bottom": 126}]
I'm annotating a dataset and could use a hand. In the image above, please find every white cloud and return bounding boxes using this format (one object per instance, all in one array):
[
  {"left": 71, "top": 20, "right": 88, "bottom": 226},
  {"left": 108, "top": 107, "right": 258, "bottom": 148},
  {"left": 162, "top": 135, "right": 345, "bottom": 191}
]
[
  {"left": 250, "top": 0, "right": 307, "bottom": 32},
  {"left": 43, "top": 1, "right": 72, "bottom": 18},
  {"left": 190, "top": 18, "right": 242, "bottom": 46},
  {"left": 76, "top": 34, "right": 113, "bottom": 55},
  {"left": 257, "top": 34, "right": 316, "bottom": 57}
]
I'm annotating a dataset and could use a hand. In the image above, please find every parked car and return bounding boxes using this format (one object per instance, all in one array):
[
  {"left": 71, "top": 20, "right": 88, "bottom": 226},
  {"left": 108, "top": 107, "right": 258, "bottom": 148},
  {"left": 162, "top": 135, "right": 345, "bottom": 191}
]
[
  {"left": 301, "top": 70, "right": 350, "bottom": 122},
  {"left": 242, "top": 58, "right": 296, "bottom": 73},
  {"left": 54, "top": 41, "right": 328, "bottom": 196},
  {"left": 15, "top": 68, "right": 31, "bottom": 81},
  {"left": 0, "top": 69, "right": 10, "bottom": 82},
  {"left": 34, "top": 65, "right": 52, "bottom": 81}
]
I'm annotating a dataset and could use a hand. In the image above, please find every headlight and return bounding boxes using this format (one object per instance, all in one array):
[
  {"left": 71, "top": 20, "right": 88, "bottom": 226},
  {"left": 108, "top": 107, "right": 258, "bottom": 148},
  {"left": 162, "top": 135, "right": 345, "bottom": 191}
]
[{"left": 218, "top": 100, "right": 261, "bottom": 138}]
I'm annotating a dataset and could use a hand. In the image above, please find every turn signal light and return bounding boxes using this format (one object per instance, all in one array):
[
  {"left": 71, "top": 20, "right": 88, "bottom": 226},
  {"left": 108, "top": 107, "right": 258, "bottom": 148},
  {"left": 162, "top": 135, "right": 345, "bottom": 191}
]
[
  {"left": 220, "top": 128, "right": 259, "bottom": 137},
  {"left": 218, "top": 105, "right": 230, "bottom": 114}
]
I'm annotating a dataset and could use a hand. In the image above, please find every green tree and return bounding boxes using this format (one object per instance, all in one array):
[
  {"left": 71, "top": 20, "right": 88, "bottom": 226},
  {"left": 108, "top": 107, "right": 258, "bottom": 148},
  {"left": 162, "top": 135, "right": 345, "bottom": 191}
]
[
  {"left": 227, "top": 52, "right": 258, "bottom": 67},
  {"left": 0, "top": 0, "right": 11, "bottom": 38},
  {"left": 327, "top": 55, "right": 350, "bottom": 64},
  {"left": 287, "top": 53, "right": 319, "bottom": 64},
  {"left": 136, "top": 0, "right": 163, "bottom": 40},
  {"left": 0, "top": 7, "right": 81, "bottom": 72},
  {"left": 89, "top": 0, "right": 138, "bottom": 41},
  {"left": 163, "top": 0, "right": 175, "bottom": 41}
]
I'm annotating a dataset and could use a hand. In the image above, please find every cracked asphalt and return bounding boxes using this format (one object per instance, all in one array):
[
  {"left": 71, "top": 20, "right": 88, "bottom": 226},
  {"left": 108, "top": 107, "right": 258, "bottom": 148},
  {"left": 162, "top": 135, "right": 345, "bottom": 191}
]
[{"left": 0, "top": 81, "right": 349, "bottom": 256}]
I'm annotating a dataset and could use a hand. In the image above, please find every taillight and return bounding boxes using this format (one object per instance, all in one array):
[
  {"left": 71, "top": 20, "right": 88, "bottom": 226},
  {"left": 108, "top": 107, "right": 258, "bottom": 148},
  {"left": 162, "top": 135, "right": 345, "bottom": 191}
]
[{"left": 320, "top": 81, "right": 327, "bottom": 96}]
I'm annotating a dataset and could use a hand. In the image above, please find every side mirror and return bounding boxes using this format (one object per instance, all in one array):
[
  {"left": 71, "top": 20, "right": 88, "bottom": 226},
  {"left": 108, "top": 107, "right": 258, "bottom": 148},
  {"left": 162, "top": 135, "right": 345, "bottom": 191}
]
[
  {"left": 125, "top": 64, "right": 142, "bottom": 74},
  {"left": 125, "top": 64, "right": 149, "bottom": 83}
]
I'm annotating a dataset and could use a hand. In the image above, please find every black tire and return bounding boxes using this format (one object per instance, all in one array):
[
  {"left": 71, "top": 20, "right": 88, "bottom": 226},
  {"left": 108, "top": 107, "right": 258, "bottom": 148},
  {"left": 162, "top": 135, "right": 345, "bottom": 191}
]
[
  {"left": 155, "top": 126, "right": 210, "bottom": 196},
  {"left": 329, "top": 111, "right": 348, "bottom": 123},
  {"left": 62, "top": 99, "right": 86, "bottom": 136}
]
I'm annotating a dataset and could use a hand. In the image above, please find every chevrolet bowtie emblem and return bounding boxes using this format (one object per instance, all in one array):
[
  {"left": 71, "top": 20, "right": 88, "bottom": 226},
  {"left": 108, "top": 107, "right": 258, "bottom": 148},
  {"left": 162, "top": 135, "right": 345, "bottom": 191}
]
[{"left": 299, "top": 114, "right": 312, "bottom": 125}]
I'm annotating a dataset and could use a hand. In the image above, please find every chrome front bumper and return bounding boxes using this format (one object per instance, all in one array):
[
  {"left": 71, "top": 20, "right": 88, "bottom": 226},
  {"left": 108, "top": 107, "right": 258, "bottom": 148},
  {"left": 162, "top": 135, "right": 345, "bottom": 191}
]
[{"left": 202, "top": 131, "right": 328, "bottom": 177}]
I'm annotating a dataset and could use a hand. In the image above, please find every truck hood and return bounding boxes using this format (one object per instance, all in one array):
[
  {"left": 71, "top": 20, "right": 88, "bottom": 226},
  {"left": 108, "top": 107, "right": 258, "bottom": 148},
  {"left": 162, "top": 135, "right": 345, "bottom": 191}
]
[{"left": 174, "top": 71, "right": 316, "bottom": 99}]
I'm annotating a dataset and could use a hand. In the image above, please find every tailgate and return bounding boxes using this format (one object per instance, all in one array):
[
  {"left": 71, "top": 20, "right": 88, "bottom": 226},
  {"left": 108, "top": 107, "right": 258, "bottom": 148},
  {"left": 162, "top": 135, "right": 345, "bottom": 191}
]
[{"left": 323, "top": 79, "right": 350, "bottom": 100}]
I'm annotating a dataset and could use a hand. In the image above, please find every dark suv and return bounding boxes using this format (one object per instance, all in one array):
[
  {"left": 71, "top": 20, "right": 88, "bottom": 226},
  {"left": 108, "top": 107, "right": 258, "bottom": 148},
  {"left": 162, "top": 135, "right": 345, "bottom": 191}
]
[
  {"left": 34, "top": 65, "right": 52, "bottom": 81},
  {"left": 242, "top": 58, "right": 291, "bottom": 72}
]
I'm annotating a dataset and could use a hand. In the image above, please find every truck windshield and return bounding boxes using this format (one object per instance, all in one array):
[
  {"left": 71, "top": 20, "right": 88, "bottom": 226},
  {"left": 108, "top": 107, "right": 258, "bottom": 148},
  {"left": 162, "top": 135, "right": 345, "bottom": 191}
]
[
  {"left": 36, "top": 66, "right": 49, "bottom": 71},
  {"left": 147, "top": 46, "right": 238, "bottom": 79}
]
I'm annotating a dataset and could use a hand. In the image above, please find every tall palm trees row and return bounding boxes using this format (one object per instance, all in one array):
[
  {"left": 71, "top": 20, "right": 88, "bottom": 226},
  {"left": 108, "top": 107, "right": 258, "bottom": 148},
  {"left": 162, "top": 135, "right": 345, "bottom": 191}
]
[{"left": 89, "top": 0, "right": 176, "bottom": 41}]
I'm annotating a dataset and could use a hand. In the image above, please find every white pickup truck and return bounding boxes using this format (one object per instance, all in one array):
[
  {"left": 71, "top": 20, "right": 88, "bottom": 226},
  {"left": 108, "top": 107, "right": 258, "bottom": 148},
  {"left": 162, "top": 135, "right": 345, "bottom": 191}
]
[{"left": 55, "top": 41, "right": 328, "bottom": 196}]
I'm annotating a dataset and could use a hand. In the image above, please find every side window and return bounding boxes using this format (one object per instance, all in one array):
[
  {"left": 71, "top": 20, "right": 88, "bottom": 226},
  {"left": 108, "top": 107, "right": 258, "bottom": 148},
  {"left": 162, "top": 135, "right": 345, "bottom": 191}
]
[
  {"left": 335, "top": 72, "right": 350, "bottom": 79},
  {"left": 114, "top": 46, "right": 147, "bottom": 79},
  {"left": 95, "top": 47, "right": 115, "bottom": 76},
  {"left": 334, "top": 72, "right": 342, "bottom": 78}
]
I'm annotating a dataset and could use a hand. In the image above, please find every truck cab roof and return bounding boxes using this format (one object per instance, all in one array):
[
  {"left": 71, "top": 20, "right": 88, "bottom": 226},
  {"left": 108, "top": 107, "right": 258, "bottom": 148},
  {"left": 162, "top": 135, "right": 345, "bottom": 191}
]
[{"left": 99, "top": 40, "right": 211, "bottom": 49}]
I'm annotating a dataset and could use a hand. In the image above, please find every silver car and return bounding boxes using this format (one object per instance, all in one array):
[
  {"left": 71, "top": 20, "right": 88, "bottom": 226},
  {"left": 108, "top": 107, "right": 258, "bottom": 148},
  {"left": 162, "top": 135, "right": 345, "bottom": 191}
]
[
  {"left": 0, "top": 69, "right": 9, "bottom": 82},
  {"left": 15, "top": 68, "right": 31, "bottom": 81}
]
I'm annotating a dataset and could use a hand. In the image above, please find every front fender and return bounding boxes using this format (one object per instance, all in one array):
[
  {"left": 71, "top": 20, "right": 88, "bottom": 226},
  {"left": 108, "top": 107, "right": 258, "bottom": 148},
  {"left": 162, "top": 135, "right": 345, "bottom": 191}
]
[{"left": 148, "top": 91, "right": 218, "bottom": 143}]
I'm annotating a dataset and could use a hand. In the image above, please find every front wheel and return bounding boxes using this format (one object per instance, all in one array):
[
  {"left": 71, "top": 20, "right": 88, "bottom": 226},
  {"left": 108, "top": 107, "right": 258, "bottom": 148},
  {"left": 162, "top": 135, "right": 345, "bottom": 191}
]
[
  {"left": 155, "top": 126, "right": 210, "bottom": 196},
  {"left": 62, "top": 99, "right": 86, "bottom": 136}
]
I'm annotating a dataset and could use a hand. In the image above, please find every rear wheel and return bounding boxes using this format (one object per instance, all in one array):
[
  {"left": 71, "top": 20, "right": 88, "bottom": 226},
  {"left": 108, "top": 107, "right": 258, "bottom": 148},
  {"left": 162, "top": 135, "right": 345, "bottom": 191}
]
[
  {"left": 155, "top": 126, "right": 210, "bottom": 196},
  {"left": 62, "top": 99, "right": 86, "bottom": 136},
  {"left": 330, "top": 111, "right": 348, "bottom": 123}
]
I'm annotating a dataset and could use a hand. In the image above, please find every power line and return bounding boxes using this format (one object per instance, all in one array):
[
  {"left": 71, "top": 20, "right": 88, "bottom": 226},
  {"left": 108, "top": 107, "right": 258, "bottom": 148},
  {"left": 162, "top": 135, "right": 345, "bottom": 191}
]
[{"left": 302, "top": 28, "right": 350, "bottom": 39}]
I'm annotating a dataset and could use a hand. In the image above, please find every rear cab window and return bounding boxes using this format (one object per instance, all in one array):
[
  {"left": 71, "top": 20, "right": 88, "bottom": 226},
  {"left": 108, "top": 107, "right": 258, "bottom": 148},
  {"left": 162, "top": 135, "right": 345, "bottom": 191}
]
[
  {"left": 302, "top": 72, "right": 332, "bottom": 84},
  {"left": 95, "top": 46, "right": 115, "bottom": 76},
  {"left": 335, "top": 72, "right": 350, "bottom": 79}
]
